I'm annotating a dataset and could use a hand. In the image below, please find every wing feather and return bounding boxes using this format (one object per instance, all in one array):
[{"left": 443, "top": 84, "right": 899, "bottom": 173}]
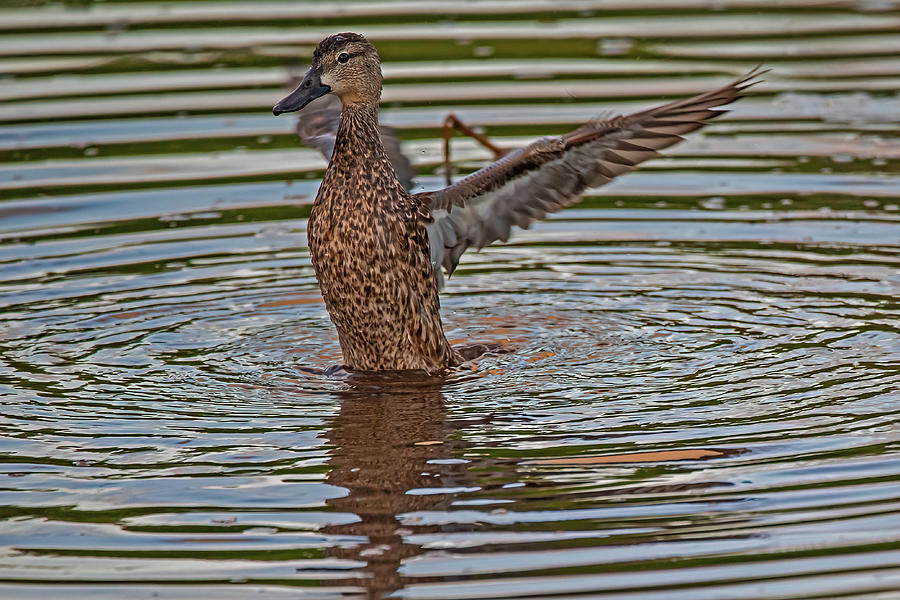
[{"left": 421, "top": 68, "right": 766, "bottom": 279}]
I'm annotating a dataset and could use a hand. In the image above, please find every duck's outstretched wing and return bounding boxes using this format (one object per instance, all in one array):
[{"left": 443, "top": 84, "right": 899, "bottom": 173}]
[
  {"left": 294, "top": 94, "right": 342, "bottom": 159},
  {"left": 295, "top": 94, "right": 416, "bottom": 190},
  {"left": 420, "top": 68, "right": 765, "bottom": 279}
]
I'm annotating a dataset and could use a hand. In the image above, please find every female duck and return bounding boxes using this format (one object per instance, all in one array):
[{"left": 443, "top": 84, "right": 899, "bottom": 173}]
[
  {"left": 273, "top": 33, "right": 762, "bottom": 374},
  {"left": 275, "top": 33, "right": 456, "bottom": 373}
]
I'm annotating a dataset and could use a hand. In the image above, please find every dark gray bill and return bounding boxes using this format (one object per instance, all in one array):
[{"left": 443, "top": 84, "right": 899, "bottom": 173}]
[{"left": 272, "top": 67, "right": 330, "bottom": 116}]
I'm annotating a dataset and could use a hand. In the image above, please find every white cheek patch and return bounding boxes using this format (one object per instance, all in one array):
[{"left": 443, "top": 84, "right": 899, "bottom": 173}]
[{"left": 320, "top": 72, "right": 334, "bottom": 87}]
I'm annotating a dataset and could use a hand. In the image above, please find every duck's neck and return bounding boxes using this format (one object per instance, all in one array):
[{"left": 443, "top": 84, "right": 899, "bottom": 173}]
[{"left": 330, "top": 101, "right": 388, "bottom": 169}]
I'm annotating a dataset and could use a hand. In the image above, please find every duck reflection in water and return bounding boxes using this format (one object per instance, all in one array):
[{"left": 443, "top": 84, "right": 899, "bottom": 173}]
[
  {"left": 319, "top": 373, "right": 471, "bottom": 598},
  {"left": 311, "top": 371, "right": 751, "bottom": 598}
]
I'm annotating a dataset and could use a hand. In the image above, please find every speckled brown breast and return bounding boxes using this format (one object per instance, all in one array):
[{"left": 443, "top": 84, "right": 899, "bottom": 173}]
[{"left": 308, "top": 103, "right": 459, "bottom": 373}]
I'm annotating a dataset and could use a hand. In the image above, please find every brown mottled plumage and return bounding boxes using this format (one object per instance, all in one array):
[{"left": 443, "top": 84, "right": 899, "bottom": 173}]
[
  {"left": 293, "top": 94, "right": 416, "bottom": 190},
  {"left": 310, "top": 100, "right": 459, "bottom": 372},
  {"left": 273, "top": 32, "right": 764, "bottom": 374}
]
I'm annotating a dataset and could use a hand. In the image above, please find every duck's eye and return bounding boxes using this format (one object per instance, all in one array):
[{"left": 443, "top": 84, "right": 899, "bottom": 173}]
[{"left": 337, "top": 53, "right": 350, "bottom": 64}]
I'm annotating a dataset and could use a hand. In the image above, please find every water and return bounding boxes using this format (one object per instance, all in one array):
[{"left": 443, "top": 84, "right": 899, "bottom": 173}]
[{"left": 1, "top": 1, "right": 899, "bottom": 598}]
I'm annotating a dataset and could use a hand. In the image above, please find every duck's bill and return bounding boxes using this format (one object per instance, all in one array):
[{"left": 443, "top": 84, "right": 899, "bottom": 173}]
[{"left": 273, "top": 67, "right": 330, "bottom": 115}]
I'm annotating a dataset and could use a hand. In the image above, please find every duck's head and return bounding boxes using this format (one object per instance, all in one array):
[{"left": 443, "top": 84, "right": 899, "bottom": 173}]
[{"left": 273, "top": 32, "right": 382, "bottom": 115}]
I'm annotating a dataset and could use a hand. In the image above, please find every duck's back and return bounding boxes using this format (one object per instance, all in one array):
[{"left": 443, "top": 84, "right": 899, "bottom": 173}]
[{"left": 308, "top": 106, "right": 457, "bottom": 372}]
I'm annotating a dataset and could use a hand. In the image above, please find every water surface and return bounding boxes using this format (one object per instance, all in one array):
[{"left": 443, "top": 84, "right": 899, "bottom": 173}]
[{"left": 1, "top": 1, "right": 899, "bottom": 598}]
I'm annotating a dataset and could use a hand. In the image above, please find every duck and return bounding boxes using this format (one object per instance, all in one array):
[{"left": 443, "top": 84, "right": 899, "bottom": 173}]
[{"left": 273, "top": 32, "right": 763, "bottom": 374}]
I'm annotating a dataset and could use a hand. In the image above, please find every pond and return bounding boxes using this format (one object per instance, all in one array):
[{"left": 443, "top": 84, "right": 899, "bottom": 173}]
[{"left": 1, "top": 1, "right": 899, "bottom": 598}]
